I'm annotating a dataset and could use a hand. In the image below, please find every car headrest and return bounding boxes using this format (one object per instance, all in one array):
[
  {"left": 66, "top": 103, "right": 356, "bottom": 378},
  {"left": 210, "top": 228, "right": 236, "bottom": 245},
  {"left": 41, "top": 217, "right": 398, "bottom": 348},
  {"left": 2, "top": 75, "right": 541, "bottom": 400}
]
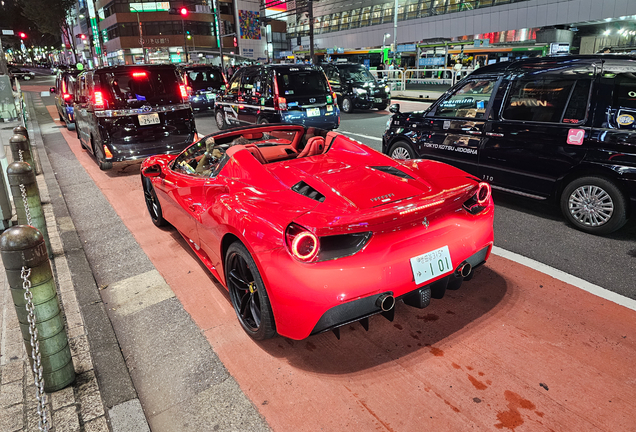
[{"left": 298, "top": 136, "right": 325, "bottom": 158}]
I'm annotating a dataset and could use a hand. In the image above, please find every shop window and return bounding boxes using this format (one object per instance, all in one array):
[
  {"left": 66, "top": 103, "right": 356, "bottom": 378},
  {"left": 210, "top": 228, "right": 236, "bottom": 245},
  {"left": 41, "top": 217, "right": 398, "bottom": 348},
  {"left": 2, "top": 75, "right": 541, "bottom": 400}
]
[
  {"left": 340, "top": 11, "right": 350, "bottom": 30},
  {"left": 502, "top": 78, "right": 577, "bottom": 123},
  {"left": 349, "top": 9, "right": 360, "bottom": 29},
  {"left": 330, "top": 13, "right": 341, "bottom": 32},
  {"left": 372, "top": 5, "right": 382, "bottom": 25},
  {"left": 360, "top": 7, "right": 371, "bottom": 27}
]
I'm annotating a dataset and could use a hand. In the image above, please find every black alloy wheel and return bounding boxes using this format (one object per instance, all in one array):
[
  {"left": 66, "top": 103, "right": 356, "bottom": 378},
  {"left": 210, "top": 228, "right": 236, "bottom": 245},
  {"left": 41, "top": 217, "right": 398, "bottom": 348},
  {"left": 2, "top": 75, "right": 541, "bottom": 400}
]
[
  {"left": 389, "top": 141, "right": 416, "bottom": 160},
  {"left": 142, "top": 176, "right": 167, "bottom": 227},
  {"left": 225, "top": 242, "right": 276, "bottom": 340}
]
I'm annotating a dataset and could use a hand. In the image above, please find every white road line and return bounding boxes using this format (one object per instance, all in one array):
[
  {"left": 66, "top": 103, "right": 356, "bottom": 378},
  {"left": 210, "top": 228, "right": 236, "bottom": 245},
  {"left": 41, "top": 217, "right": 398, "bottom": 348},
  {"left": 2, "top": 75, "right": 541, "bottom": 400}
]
[
  {"left": 492, "top": 246, "right": 636, "bottom": 312},
  {"left": 339, "top": 131, "right": 383, "bottom": 141}
]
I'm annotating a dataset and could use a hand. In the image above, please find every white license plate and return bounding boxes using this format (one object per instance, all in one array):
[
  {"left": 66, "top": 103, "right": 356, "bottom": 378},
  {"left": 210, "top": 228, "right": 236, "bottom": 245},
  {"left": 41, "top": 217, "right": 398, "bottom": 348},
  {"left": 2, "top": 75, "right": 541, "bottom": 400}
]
[
  {"left": 206, "top": 93, "right": 215, "bottom": 100},
  {"left": 374, "top": 98, "right": 382, "bottom": 103},
  {"left": 306, "top": 107, "right": 320, "bottom": 117},
  {"left": 410, "top": 245, "right": 453, "bottom": 285},
  {"left": 138, "top": 112, "right": 160, "bottom": 126}
]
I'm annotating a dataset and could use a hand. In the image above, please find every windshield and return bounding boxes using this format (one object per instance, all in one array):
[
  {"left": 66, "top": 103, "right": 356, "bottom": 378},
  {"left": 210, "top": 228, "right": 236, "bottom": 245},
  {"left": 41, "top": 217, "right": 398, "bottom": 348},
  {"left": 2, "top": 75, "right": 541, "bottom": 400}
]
[
  {"left": 104, "top": 68, "right": 183, "bottom": 108},
  {"left": 276, "top": 70, "right": 330, "bottom": 97},
  {"left": 339, "top": 65, "right": 375, "bottom": 82},
  {"left": 185, "top": 68, "right": 224, "bottom": 91}
]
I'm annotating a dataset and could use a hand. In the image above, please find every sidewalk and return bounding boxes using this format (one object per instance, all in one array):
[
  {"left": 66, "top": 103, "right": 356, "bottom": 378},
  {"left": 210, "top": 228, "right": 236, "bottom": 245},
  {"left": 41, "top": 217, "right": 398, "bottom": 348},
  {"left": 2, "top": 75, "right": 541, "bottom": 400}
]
[{"left": 0, "top": 87, "right": 271, "bottom": 431}]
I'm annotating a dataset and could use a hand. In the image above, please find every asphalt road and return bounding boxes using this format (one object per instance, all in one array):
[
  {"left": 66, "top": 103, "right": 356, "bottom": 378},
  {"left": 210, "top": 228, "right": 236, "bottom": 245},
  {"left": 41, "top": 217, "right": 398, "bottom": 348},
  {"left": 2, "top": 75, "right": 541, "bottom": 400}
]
[{"left": 22, "top": 70, "right": 636, "bottom": 300}]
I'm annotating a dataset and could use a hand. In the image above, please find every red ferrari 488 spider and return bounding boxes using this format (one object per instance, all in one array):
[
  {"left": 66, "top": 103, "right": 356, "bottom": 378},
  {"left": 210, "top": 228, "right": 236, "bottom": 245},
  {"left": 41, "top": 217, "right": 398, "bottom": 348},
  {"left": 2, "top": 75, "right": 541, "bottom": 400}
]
[{"left": 141, "top": 124, "right": 494, "bottom": 340}]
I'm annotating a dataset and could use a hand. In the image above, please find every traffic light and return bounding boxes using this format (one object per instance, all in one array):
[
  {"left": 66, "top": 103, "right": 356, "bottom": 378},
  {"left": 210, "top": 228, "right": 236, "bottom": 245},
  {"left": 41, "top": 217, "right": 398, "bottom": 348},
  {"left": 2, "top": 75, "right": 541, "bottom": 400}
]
[
  {"left": 180, "top": 7, "right": 188, "bottom": 16},
  {"left": 76, "top": 34, "right": 87, "bottom": 40},
  {"left": 233, "top": 36, "right": 237, "bottom": 47},
  {"left": 169, "top": 6, "right": 189, "bottom": 16},
  {"left": 19, "top": 32, "right": 27, "bottom": 39}
]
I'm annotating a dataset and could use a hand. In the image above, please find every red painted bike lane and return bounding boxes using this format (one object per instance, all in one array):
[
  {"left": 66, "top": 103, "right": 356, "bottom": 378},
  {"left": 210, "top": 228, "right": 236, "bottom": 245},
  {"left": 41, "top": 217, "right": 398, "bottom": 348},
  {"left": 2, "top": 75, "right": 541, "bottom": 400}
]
[{"left": 46, "top": 104, "right": 636, "bottom": 431}]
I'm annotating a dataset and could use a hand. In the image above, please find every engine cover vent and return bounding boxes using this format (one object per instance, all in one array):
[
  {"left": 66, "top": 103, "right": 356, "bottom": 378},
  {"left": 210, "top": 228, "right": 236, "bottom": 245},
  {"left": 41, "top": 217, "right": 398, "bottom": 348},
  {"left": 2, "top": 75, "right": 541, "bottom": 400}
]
[
  {"left": 292, "top": 181, "right": 326, "bottom": 202},
  {"left": 370, "top": 166, "right": 414, "bottom": 180}
]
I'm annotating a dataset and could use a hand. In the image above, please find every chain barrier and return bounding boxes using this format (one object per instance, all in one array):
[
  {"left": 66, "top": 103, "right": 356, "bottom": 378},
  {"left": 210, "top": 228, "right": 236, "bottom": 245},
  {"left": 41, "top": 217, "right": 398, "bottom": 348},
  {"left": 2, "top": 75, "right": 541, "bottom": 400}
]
[
  {"left": 20, "top": 180, "right": 49, "bottom": 431},
  {"left": 18, "top": 148, "right": 23, "bottom": 163}
]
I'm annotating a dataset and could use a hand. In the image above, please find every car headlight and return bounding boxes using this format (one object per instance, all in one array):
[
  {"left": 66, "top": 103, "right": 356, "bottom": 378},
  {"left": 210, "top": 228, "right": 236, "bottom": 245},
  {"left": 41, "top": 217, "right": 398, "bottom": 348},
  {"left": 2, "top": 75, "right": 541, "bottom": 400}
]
[
  {"left": 385, "top": 85, "right": 391, "bottom": 93},
  {"left": 354, "top": 88, "right": 367, "bottom": 95}
]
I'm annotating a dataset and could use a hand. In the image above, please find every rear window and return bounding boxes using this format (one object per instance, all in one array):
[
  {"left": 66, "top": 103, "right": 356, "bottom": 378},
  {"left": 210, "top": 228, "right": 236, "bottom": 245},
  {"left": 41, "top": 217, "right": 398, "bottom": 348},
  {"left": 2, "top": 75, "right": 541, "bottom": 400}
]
[
  {"left": 185, "top": 68, "right": 224, "bottom": 91},
  {"left": 103, "top": 68, "right": 183, "bottom": 108},
  {"left": 275, "top": 70, "right": 330, "bottom": 96}
]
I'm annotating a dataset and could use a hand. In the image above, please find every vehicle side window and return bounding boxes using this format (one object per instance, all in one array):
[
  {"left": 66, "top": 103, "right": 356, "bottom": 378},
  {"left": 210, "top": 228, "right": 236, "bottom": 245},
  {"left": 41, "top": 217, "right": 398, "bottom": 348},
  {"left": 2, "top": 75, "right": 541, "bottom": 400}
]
[
  {"left": 434, "top": 79, "right": 496, "bottom": 119},
  {"left": 501, "top": 77, "right": 582, "bottom": 123},
  {"left": 610, "top": 73, "right": 636, "bottom": 130},
  {"left": 227, "top": 71, "right": 242, "bottom": 96},
  {"left": 241, "top": 68, "right": 259, "bottom": 97}
]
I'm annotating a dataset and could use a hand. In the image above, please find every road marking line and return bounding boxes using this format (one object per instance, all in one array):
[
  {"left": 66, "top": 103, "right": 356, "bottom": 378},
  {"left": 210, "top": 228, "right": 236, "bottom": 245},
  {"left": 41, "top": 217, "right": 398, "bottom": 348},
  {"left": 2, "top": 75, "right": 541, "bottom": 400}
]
[
  {"left": 339, "top": 131, "right": 382, "bottom": 141},
  {"left": 492, "top": 246, "right": 636, "bottom": 312}
]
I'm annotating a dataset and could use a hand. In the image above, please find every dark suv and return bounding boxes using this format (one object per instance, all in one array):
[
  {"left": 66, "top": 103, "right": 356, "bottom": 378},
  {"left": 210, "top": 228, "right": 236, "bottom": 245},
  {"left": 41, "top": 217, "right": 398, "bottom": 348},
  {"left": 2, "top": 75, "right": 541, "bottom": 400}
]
[
  {"left": 321, "top": 62, "right": 391, "bottom": 113},
  {"left": 74, "top": 64, "right": 196, "bottom": 170},
  {"left": 180, "top": 65, "right": 227, "bottom": 112},
  {"left": 50, "top": 69, "right": 80, "bottom": 130},
  {"left": 214, "top": 64, "right": 339, "bottom": 130},
  {"left": 383, "top": 55, "right": 636, "bottom": 235}
]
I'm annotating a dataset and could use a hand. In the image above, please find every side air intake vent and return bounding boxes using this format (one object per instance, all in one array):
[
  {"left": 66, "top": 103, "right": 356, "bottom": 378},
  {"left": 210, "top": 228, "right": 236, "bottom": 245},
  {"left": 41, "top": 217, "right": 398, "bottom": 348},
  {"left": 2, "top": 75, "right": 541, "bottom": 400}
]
[
  {"left": 371, "top": 166, "right": 414, "bottom": 180},
  {"left": 292, "top": 181, "right": 326, "bottom": 202}
]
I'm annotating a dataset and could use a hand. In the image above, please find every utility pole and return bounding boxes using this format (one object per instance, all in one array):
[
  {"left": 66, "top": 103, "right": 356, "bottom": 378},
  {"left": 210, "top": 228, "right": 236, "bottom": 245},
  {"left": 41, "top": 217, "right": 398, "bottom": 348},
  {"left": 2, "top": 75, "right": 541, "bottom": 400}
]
[
  {"left": 393, "top": 0, "right": 398, "bottom": 64},
  {"left": 0, "top": 35, "right": 9, "bottom": 76},
  {"left": 212, "top": 0, "right": 224, "bottom": 72},
  {"left": 308, "top": 0, "right": 314, "bottom": 64}
]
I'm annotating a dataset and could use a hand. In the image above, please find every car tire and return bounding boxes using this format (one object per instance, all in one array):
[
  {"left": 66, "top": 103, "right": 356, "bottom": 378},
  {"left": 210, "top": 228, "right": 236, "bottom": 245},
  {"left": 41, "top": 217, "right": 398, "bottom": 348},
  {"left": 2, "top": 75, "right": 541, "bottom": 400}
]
[
  {"left": 560, "top": 176, "right": 628, "bottom": 235},
  {"left": 225, "top": 242, "right": 276, "bottom": 340},
  {"left": 141, "top": 175, "right": 167, "bottom": 227},
  {"left": 66, "top": 122, "right": 75, "bottom": 131},
  {"left": 376, "top": 104, "right": 388, "bottom": 111},
  {"left": 92, "top": 137, "right": 112, "bottom": 171},
  {"left": 257, "top": 117, "right": 269, "bottom": 125},
  {"left": 388, "top": 141, "right": 416, "bottom": 160},
  {"left": 215, "top": 110, "right": 227, "bottom": 130},
  {"left": 341, "top": 97, "right": 354, "bottom": 113}
]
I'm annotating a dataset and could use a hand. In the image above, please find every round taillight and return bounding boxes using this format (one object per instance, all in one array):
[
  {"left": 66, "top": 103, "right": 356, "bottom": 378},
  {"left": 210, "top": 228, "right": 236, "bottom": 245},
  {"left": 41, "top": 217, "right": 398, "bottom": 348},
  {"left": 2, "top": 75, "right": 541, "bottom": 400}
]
[
  {"left": 291, "top": 231, "right": 319, "bottom": 261},
  {"left": 477, "top": 182, "right": 491, "bottom": 205}
]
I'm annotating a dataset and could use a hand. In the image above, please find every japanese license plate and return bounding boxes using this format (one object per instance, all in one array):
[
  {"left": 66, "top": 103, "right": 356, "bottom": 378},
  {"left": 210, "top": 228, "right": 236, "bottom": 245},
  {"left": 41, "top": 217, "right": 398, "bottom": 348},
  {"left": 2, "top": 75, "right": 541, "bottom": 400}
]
[
  {"left": 206, "top": 93, "right": 216, "bottom": 101},
  {"left": 410, "top": 246, "right": 453, "bottom": 285},
  {"left": 306, "top": 107, "right": 320, "bottom": 117},
  {"left": 374, "top": 98, "right": 382, "bottom": 103},
  {"left": 138, "top": 112, "right": 160, "bottom": 126}
]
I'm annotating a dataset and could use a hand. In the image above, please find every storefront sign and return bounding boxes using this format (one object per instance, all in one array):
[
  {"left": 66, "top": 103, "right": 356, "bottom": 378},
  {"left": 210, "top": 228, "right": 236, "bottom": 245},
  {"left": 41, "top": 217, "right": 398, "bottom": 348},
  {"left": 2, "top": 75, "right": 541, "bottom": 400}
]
[
  {"left": 419, "top": 57, "right": 445, "bottom": 66},
  {"left": 397, "top": 44, "right": 416, "bottom": 52}
]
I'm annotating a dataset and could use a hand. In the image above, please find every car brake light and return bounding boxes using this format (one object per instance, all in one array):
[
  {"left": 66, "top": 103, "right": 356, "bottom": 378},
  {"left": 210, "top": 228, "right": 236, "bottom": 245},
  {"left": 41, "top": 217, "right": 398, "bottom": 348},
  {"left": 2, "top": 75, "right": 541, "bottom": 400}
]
[
  {"left": 63, "top": 93, "right": 72, "bottom": 101},
  {"left": 179, "top": 84, "right": 188, "bottom": 100},
  {"left": 286, "top": 224, "right": 319, "bottom": 262},
  {"left": 276, "top": 97, "right": 287, "bottom": 111},
  {"left": 103, "top": 146, "right": 113, "bottom": 159},
  {"left": 477, "top": 182, "right": 491, "bottom": 205},
  {"left": 94, "top": 91, "right": 105, "bottom": 109},
  {"left": 132, "top": 71, "right": 147, "bottom": 78}
]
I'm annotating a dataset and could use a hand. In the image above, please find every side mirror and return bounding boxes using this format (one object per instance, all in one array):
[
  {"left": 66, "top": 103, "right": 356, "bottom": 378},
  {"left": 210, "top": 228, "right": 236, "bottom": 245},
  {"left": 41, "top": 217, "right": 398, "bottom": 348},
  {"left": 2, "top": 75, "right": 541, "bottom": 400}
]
[
  {"left": 141, "top": 164, "right": 162, "bottom": 178},
  {"left": 49, "top": 87, "right": 56, "bottom": 93},
  {"left": 389, "top": 104, "right": 400, "bottom": 114}
]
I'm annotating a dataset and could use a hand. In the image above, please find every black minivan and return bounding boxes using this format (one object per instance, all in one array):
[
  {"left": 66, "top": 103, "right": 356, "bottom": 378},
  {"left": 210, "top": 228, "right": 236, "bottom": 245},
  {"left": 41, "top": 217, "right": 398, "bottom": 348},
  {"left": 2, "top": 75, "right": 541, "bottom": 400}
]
[
  {"left": 214, "top": 64, "right": 340, "bottom": 130},
  {"left": 180, "top": 65, "right": 227, "bottom": 112},
  {"left": 50, "top": 69, "right": 80, "bottom": 130},
  {"left": 321, "top": 62, "right": 391, "bottom": 113},
  {"left": 74, "top": 64, "right": 196, "bottom": 170},
  {"left": 383, "top": 55, "right": 636, "bottom": 235}
]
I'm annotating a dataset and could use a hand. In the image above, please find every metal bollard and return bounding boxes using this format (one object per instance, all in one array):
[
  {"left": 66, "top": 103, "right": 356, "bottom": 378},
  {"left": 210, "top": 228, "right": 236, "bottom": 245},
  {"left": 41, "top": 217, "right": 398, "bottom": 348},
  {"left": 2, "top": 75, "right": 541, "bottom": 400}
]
[
  {"left": 12, "top": 126, "right": 40, "bottom": 174},
  {"left": 9, "top": 134, "right": 35, "bottom": 170},
  {"left": 0, "top": 225, "right": 75, "bottom": 392},
  {"left": 7, "top": 161, "right": 52, "bottom": 257}
]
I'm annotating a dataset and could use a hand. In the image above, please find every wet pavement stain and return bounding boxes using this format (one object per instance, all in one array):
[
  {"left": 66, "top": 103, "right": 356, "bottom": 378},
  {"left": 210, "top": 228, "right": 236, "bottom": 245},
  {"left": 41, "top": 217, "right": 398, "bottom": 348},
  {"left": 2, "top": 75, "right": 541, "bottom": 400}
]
[
  {"left": 494, "top": 390, "right": 536, "bottom": 430},
  {"left": 394, "top": 324, "right": 403, "bottom": 330},
  {"left": 468, "top": 375, "right": 488, "bottom": 390},
  {"left": 429, "top": 346, "right": 444, "bottom": 356},
  {"left": 306, "top": 342, "right": 317, "bottom": 352},
  {"left": 451, "top": 363, "right": 462, "bottom": 370},
  {"left": 446, "top": 310, "right": 456, "bottom": 315},
  {"left": 417, "top": 313, "right": 439, "bottom": 322}
]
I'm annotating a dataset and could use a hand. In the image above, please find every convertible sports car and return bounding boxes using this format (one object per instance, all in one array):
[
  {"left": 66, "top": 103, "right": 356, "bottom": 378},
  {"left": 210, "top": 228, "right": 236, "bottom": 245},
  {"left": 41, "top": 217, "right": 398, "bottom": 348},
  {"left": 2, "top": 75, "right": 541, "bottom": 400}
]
[{"left": 141, "top": 124, "right": 494, "bottom": 340}]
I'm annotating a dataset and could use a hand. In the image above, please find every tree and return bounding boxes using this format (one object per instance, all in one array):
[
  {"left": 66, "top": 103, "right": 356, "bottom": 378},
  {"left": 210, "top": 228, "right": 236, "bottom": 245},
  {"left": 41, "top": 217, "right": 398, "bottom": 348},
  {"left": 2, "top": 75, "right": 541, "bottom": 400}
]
[{"left": 19, "top": 0, "right": 78, "bottom": 62}]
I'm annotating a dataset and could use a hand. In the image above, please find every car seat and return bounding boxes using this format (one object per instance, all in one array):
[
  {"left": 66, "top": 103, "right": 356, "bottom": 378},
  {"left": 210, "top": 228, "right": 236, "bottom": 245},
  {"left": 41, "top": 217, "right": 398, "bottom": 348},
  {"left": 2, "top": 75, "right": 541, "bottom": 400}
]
[{"left": 297, "top": 136, "right": 325, "bottom": 158}]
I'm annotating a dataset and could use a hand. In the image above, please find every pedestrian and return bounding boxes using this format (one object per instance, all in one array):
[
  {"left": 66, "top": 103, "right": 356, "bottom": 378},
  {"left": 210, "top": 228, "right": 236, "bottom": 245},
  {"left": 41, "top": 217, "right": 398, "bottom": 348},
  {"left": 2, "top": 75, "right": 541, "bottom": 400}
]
[{"left": 377, "top": 61, "right": 384, "bottom": 78}]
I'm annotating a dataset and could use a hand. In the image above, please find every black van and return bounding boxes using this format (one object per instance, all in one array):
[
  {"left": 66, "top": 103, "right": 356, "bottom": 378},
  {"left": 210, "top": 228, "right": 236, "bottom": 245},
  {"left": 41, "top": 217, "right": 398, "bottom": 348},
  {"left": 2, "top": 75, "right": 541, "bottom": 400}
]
[
  {"left": 321, "top": 62, "right": 391, "bottom": 113},
  {"left": 180, "top": 65, "right": 227, "bottom": 112},
  {"left": 50, "top": 69, "right": 80, "bottom": 130},
  {"left": 383, "top": 55, "right": 636, "bottom": 235},
  {"left": 74, "top": 65, "right": 196, "bottom": 170},
  {"left": 214, "top": 64, "right": 340, "bottom": 130}
]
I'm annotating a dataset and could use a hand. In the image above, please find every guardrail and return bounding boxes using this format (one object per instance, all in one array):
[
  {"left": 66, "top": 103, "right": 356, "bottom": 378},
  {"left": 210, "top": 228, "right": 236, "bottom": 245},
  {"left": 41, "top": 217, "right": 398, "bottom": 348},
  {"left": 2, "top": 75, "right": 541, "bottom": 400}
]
[{"left": 368, "top": 67, "right": 475, "bottom": 97}]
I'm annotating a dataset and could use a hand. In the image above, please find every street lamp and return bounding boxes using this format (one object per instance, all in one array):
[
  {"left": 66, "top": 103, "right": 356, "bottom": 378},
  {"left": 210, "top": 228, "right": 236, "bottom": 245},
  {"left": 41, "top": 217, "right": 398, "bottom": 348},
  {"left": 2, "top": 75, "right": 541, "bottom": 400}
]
[
  {"left": 129, "top": 6, "right": 146, "bottom": 63},
  {"left": 382, "top": 33, "right": 391, "bottom": 49}
]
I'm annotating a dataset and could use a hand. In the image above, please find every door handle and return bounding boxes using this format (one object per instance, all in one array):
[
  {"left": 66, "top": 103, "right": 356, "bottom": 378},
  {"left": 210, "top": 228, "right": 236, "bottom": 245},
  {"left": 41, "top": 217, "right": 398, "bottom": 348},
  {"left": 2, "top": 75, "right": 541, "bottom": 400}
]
[
  {"left": 466, "top": 130, "right": 482, "bottom": 135},
  {"left": 486, "top": 132, "right": 504, "bottom": 137}
]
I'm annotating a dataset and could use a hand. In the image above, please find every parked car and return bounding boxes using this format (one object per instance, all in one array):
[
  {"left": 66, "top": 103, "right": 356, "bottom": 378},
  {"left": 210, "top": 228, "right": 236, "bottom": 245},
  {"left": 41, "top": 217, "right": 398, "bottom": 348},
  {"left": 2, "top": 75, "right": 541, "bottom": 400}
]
[
  {"left": 321, "top": 62, "right": 391, "bottom": 113},
  {"left": 74, "top": 64, "right": 196, "bottom": 170},
  {"left": 140, "top": 124, "right": 494, "bottom": 340},
  {"left": 49, "top": 69, "right": 80, "bottom": 130},
  {"left": 9, "top": 67, "right": 35, "bottom": 81},
  {"left": 214, "top": 64, "right": 340, "bottom": 130},
  {"left": 383, "top": 55, "right": 636, "bottom": 235},
  {"left": 180, "top": 65, "right": 227, "bottom": 112}
]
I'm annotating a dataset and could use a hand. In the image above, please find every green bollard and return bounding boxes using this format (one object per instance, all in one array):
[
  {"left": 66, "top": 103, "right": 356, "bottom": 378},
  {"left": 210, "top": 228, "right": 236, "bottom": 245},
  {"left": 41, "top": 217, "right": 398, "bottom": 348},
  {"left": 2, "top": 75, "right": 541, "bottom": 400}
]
[
  {"left": 7, "top": 161, "right": 53, "bottom": 257},
  {"left": 0, "top": 225, "right": 75, "bottom": 392},
  {"left": 9, "top": 134, "right": 35, "bottom": 171}
]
